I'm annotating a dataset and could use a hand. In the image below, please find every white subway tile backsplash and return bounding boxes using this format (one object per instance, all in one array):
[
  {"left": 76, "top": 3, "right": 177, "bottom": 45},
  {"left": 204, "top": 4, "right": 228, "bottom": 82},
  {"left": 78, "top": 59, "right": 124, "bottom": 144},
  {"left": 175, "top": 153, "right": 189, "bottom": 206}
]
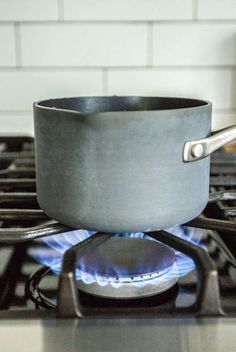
[
  {"left": 0, "top": 0, "right": 58, "bottom": 21},
  {"left": 0, "top": 70, "right": 103, "bottom": 111},
  {"left": 0, "top": 25, "right": 15, "bottom": 66},
  {"left": 0, "top": 0, "right": 236, "bottom": 133},
  {"left": 107, "top": 68, "right": 233, "bottom": 109},
  {"left": 153, "top": 24, "right": 236, "bottom": 66},
  {"left": 198, "top": 0, "right": 236, "bottom": 20},
  {"left": 213, "top": 110, "right": 236, "bottom": 130},
  {"left": 20, "top": 24, "right": 148, "bottom": 67},
  {"left": 64, "top": 0, "right": 193, "bottom": 21},
  {"left": 0, "top": 112, "right": 33, "bottom": 135}
]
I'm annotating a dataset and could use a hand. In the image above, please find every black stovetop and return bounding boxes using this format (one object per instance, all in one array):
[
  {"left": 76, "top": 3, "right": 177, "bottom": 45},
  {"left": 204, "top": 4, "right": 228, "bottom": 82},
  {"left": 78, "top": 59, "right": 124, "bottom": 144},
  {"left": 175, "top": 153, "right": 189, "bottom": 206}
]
[{"left": 0, "top": 136, "right": 236, "bottom": 319}]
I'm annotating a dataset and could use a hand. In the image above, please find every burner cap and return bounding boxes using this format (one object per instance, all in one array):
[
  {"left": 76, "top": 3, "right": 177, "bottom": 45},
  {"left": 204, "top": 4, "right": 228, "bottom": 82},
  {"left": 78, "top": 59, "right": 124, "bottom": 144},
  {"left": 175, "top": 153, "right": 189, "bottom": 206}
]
[{"left": 77, "top": 237, "right": 177, "bottom": 299}]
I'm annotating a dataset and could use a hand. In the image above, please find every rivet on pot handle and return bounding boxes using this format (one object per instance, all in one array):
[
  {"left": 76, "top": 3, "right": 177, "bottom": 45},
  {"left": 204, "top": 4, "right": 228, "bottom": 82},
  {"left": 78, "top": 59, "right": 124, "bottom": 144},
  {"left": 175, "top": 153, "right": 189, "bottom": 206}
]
[{"left": 183, "top": 125, "right": 236, "bottom": 162}]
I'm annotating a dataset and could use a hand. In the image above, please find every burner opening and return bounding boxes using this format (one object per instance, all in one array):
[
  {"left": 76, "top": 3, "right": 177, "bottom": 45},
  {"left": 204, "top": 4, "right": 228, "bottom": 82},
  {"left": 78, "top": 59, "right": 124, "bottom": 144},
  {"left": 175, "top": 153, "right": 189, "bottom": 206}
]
[
  {"left": 77, "top": 237, "right": 177, "bottom": 299},
  {"left": 79, "top": 237, "right": 175, "bottom": 281}
]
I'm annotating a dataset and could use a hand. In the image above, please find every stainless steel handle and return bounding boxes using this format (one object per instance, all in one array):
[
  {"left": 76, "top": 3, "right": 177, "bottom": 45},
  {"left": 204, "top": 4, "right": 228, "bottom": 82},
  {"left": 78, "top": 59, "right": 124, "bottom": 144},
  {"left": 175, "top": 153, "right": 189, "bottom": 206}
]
[{"left": 183, "top": 125, "right": 236, "bottom": 162}]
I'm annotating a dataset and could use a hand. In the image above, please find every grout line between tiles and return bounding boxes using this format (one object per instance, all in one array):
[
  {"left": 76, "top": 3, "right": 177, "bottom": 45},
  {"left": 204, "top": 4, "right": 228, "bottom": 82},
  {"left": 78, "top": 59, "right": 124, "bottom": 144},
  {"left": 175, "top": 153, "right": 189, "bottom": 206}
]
[
  {"left": 0, "top": 66, "right": 235, "bottom": 72},
  {"left": 1, "top": 19, "right": 236, "bottom": 25}
]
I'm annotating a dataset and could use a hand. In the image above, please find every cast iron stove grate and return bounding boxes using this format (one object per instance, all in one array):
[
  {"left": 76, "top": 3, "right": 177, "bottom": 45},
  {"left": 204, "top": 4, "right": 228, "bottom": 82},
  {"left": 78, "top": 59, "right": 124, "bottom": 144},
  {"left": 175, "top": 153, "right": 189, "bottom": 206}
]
[{"left": 0, "top": 137, "right": 236, "bottom": 318}]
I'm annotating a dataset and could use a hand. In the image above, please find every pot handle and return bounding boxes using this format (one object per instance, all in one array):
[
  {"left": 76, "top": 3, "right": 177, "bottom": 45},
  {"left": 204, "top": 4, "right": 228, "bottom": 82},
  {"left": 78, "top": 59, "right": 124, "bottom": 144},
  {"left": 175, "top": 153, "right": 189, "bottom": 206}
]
[{"left": 183, "top": 125, "right": 236, "bottom": 162}]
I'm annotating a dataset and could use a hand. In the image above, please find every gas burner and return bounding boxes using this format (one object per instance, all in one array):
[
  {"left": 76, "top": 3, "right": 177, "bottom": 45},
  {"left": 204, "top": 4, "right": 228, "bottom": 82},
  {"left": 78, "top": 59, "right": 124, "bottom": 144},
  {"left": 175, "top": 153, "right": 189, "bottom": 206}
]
[{"left": 77, "top": 237, "right": 177, "bottom": 299}]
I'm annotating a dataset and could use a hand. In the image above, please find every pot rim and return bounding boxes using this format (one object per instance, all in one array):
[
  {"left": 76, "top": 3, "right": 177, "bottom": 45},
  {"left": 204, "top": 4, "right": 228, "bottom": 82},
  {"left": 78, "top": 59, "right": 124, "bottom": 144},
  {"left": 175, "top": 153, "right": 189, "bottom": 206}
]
[{"left": 33, "top": 95, "right": 212, "bottom": 117}]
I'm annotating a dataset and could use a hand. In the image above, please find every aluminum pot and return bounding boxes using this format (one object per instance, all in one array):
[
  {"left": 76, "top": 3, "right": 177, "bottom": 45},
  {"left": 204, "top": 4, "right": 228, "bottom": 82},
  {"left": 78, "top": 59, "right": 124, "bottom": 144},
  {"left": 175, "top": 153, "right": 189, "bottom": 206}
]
[{"left": 33, "top": 96, "right": 236, "bottom": 233}]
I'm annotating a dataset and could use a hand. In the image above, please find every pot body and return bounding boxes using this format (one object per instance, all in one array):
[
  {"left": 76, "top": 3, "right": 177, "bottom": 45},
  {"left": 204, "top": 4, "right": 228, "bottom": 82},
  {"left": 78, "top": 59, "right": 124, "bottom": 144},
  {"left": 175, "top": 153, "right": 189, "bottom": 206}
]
[{"left": 33, "top": 96, "right": 212, "bottom": 233}]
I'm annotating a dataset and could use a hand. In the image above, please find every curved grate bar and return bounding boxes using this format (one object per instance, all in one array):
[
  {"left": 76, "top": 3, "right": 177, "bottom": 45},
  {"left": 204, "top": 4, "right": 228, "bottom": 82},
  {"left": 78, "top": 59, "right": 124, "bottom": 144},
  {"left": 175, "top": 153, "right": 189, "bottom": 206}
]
[
  {"left": 149, "top": 231, "right": 224, "bottom": 316},
  {"left": 57, "top": 233, "right": 113, "bottom": 318},
  {"left": 0, "top": 222, "right": 73, "bottom": 243},
  {"left": 185, "top": 216, "right": 236, "bottom": 233}
]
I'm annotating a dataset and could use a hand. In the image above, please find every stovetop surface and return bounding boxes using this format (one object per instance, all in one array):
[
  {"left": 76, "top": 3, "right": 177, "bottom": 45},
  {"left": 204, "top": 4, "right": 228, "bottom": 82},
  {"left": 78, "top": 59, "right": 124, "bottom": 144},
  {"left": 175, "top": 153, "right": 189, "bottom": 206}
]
[
  {"left": 0, "top": 137, "right": 236, "bottom": 351},
  {"left": 1, "top": 318, "right": 236, "bottom": 352}
]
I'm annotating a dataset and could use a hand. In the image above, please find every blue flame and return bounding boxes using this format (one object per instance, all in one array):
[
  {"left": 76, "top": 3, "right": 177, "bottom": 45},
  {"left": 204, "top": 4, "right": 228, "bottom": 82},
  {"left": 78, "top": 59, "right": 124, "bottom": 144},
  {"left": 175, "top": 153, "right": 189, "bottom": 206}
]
[{"left": 29, "top": 226, "right": 205, "bottom": 288}]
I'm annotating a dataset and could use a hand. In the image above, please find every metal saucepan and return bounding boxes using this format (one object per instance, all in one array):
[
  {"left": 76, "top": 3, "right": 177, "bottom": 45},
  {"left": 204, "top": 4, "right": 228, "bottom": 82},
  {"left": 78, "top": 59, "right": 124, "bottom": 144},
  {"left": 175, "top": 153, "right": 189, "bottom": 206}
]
[{"left": 33, "top": 96, "right": 236, "bottom": 233}]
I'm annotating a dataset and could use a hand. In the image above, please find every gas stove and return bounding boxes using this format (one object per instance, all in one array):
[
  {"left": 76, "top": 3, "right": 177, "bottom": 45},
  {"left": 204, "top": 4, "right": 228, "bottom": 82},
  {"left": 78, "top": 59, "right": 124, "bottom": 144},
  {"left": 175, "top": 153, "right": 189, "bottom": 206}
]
[{"left": 0, "top": 136, "right": 236, "bottom": 351}]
